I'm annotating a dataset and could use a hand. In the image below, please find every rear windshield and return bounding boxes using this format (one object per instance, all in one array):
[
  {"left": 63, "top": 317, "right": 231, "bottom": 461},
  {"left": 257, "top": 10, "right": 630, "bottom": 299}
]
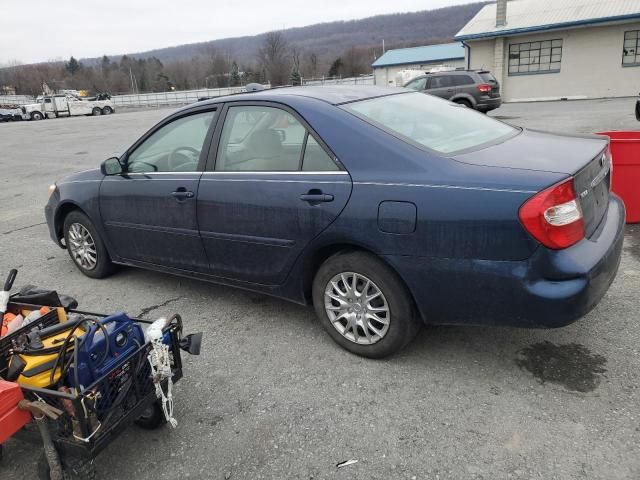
[
  {"left": 479, "top": 72, "right": 497, "bottom": 83},
  {"left": 344, "top": 92, "right": 516, "bottom": 154}
]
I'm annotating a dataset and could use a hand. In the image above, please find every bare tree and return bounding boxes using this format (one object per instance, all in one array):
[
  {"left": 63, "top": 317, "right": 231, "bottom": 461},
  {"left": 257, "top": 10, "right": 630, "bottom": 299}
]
[
  {"left": 306, "top": 52, "right": 319, "bottom": 79},
  {"left": 257, "top": 31, "right": 290, "bottom": 86}
]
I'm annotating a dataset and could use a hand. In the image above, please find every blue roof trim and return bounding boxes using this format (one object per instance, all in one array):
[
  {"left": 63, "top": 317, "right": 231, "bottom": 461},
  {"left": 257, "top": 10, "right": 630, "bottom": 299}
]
[
  {"left": 372, "top": 56, "right": 464, "bottom": 69},
  {"left": 455, "top": 12, "right": 640, "bottom": 40}
]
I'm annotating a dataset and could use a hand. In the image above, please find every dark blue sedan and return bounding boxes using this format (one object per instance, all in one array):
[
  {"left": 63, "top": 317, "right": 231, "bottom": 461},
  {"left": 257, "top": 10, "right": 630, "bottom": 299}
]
[{"left": 45, "top": 86, "right": 625, "bottom": 357}]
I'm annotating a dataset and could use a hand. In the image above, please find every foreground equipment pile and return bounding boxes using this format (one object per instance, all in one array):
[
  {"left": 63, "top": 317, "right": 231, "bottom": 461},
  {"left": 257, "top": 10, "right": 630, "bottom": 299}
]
[{"left": 0, "top": 269, "right": 202, "bottom": 479}]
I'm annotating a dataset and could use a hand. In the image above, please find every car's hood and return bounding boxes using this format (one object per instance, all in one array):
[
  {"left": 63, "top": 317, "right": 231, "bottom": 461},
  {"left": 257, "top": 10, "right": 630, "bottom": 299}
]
[
  {"left": 452, "top": 129, "right": 608, "bottom": 175},
  {"left": 57, "top": 168, "right": 103, "bottom": 185}
]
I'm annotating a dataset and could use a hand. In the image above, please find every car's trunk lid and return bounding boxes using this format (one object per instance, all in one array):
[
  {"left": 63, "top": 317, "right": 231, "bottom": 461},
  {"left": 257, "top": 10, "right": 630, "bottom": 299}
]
[
  {"left": 453, "top": 128, "right": 610, "bottom": 238},
  {"left": 453, "top": 129, "right": 608, "bottom": 175},
  {"left": 573, "top": 148, "right": 611, "bottom": 237},
  {"left": 478, "top": 71, "right": 500, "bottom": 98}
]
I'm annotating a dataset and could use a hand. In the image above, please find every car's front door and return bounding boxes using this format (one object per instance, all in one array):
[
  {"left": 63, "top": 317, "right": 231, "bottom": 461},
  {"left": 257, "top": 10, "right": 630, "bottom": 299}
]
[
  {"left": 99, "top": 108, "right": 218, "bottom": 272},
  {"left": 197, "top": 103, "right": 352, "bottom": 285},
  {"left": 426, "top": 75, "right": 455, "bottom": 99}
]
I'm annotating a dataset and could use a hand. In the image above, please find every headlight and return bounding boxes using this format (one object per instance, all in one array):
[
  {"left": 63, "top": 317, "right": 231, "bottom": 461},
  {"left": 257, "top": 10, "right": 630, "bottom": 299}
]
[{"left": 48, "top": 184, "right": 57, "bottom": 196}]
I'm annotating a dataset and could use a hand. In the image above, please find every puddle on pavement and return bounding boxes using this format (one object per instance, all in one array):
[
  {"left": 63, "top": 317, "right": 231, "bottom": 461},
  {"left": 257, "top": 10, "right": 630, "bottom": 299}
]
[{"left": 516, "top": 342, "right": 607, "bottom": 392}]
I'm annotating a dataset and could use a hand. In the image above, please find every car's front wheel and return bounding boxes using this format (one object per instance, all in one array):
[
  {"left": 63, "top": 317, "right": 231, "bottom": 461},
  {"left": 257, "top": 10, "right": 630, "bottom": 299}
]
[
  {"left": 63, "top": 211, "right": 114, "bottom": 278},
  {"left": 312, "top": 251, "right": 421, "bottom": 358}
]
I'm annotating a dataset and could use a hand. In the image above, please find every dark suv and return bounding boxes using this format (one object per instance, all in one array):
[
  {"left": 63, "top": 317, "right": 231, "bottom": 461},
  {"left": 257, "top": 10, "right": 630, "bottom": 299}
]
[{"left": 404, "top": 70, "right": 502, "bottom": 113}]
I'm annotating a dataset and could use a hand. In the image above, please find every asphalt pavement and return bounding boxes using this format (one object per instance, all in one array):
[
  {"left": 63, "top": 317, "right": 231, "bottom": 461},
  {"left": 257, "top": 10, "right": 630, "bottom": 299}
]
[{"left": 0, "top": 97, "right": 639, "bottom": 479}]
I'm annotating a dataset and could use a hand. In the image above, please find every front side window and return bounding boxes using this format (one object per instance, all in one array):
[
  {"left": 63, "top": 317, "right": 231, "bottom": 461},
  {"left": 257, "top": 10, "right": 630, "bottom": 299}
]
[
  {"left": 215, "top": 105, "right": 338, "bottom": 172},
  {"left": 428, "top": 76, "right": 453, "bottom": 89},
  {"left": 405, "top": 77, "right": 427, "bottom": 90},
  {"left": 508, "top": 39, "right": 562, "bottom": 75},
  {"left": 127, "top": 111, "right": 216, "bottom": 173},
  {"left": 623, "top": 30, "right": 640, "bottom": 66},
  {"left": 344, "top": 92, "right": 517, "bottom": 155}
]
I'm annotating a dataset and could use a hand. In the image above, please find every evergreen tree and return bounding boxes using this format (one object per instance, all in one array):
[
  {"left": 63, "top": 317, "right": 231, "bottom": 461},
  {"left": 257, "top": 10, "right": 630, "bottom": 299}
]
[
  {"left": 328, "top": 57, "right": 343, "bottom": 78},
  {"left": 65, "top": 56, "right": 82, "bottom": 75},
  {"left": 289, "top": 67, "right": 302, "bottom": 86},
  {"left": 230, "top": 61, "right": 241, "bottom": 87}
]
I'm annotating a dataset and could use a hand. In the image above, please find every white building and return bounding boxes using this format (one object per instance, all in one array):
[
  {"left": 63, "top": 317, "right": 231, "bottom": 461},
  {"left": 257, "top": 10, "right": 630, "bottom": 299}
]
[
  {"left": 455, "top": 0, "right": 640, "bottom": 102},
  {"left": 372, "top": 43, "right": 466, "bottom": 87}
]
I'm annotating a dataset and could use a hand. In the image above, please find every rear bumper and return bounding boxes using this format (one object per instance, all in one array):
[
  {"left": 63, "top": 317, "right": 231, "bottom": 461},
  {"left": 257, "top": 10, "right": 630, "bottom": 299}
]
[
  {"left": 385, "top": 195, "right": 625, "bottom": 328},
  {"left": 476, "top": 97, "right": 502, "bottom": 112}
]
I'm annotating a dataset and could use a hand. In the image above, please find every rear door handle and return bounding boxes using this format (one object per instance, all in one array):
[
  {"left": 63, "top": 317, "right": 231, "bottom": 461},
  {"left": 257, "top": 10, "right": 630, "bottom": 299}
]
[
  {"left": 171, "top": 189, "right": 194, "bottom": 200},
  {"left": 300, "top": 193, "right": 334, "bottom": 203}
]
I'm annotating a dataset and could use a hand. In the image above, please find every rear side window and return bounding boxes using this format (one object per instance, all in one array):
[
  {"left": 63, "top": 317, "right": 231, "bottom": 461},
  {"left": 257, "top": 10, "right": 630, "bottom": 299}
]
[
  {"left": 452, "top": 75, "right": 475, "bottom": 86},
  {"left": 303, "top": 135, "right": 339, "bottom": 171},
  {"left": 344, "top": 92, "right": 516, "bottom": 155},
  {"left": 215, "top": 105, "right": 339, "bottom": 172},
  {"left": 427, "top": 76, "right": 453, "bottom": 89}
]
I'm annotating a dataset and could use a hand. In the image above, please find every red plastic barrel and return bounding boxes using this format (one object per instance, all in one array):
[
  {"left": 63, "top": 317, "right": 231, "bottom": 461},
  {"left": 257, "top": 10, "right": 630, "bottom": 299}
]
[{"left": 597, "top": 131, "right": 640, "bottom": 223}]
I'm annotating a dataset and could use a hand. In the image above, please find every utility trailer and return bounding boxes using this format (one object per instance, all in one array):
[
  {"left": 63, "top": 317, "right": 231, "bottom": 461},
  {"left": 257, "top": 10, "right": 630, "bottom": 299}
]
[{"left": 21, "top": 94, "right": 115, "bottom": 121}]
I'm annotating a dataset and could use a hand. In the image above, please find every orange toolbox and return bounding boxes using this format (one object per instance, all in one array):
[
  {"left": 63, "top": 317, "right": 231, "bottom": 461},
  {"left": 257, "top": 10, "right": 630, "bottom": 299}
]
[{"left": 0, "top": 380, "right": 31, "bottom": 444}]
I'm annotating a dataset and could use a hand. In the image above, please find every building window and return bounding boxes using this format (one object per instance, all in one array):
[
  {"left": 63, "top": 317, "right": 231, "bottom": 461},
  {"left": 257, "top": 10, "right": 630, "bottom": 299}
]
[
  {"left": 508, "top": 39, "right": 563, "bottom": 75},
  {"left": 623, "top": 30, "right": 640, "bottom": 66}
]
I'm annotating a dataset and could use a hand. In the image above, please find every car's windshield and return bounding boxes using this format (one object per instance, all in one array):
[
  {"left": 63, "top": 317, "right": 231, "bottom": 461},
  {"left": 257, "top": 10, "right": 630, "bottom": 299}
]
[{"left": 344, "top": 92, "right": 517, "bottom": 154}]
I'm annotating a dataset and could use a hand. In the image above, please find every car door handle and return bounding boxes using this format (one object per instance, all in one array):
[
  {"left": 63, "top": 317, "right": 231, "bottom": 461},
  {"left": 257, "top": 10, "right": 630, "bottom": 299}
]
[
  {"left": 300, "top": 193, "right": 334, "bottom": 203},
  {"left": 171, "top": 190, "right": 194, "bottom": 199}
]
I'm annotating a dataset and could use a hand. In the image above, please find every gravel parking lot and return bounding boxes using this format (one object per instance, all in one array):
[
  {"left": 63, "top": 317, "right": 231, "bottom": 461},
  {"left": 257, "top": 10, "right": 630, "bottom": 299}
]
[{"left": 1, "top": 97, "right": 639, "bottom": 480}]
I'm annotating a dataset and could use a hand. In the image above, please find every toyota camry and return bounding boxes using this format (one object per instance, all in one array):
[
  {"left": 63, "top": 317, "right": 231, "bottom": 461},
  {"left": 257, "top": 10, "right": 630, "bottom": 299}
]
[{"left": 45, "top": 86, "right": 625, "bottom": 358}]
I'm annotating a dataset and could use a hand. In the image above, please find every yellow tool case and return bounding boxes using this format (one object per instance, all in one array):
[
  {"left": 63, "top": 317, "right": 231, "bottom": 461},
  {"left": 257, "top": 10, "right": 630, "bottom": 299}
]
[{"left": 0, "top": 302, "right": 67, "bottom": 383}]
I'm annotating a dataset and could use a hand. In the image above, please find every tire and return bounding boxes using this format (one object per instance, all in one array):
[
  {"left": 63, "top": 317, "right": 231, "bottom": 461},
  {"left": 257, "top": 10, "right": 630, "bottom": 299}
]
[
  {"left": 31, "top": 111, "right": 44, "bottom": 121},
  {"left": 312, "top": 251, "right": 421, "bottom": 358},
  {"left": 102, "top": 106, "right": 113, "bottom": 115},
  {"left": 91, "top": 107, "right": 101, "bottom": 116},
  {"left": 37, "top": 451, "right": 96, "bottom": 480},
  {"left": 63, "top": 210, "right": 114, "bottom": 279},
  {"left": 135, "top": 400, "right": 167, "bottom": 429},
  {"left": 455, "top": 99, "right": 473, "bottom": 109}
]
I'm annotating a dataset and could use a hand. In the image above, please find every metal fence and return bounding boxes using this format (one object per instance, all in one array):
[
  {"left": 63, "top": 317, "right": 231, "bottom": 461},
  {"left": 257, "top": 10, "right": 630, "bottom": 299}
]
[
  {"left": 0, "top": 78, "right": 376, "bottom": 109},
  {"left": 111, "top": 86, "right": 261, "bottom": 108},
  {"left": 302, "top": 75, "right": 375, "bottom": 86}
]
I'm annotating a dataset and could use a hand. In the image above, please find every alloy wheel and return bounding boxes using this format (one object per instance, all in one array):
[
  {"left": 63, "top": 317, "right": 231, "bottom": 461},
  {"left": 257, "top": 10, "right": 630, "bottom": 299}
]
[
  {"left": 324, "top": 272, "right": 390, "bottom": 345},
  {"left": 68, "top": 223, "right": 98, "bottom": 270}
]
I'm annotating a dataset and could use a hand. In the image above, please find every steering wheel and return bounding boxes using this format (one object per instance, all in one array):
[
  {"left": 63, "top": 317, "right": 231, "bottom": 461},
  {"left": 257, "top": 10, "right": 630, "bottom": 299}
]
[{"left": 168, "top": 146, "right": 200, "bottom": 171}]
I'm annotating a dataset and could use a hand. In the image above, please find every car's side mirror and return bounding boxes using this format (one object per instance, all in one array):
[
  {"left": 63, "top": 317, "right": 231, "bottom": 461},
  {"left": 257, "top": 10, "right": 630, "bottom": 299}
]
[{"left": 101, "top": 157, "right": 124, "bottom": 176}]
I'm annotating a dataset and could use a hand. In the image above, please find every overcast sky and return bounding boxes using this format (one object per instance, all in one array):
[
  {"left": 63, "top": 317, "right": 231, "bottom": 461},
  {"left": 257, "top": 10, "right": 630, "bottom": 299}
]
[{"left": 1, "top": 0, "right": 477, "bottom": 64}]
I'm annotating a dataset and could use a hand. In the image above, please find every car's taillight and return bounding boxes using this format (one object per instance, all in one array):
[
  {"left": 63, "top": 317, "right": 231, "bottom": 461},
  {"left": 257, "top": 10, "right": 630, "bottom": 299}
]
[
  {"left": 477, "top": 83, "right": 492, "bottom": 93},
  {"left": 519, "top": 178, "right": 585, "bottom": 250}
]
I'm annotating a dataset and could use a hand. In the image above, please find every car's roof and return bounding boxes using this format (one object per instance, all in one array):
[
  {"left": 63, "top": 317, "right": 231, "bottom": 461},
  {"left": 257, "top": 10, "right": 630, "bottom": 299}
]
[{"left": 196, "top": 85, "right": 407, "bottom": 107}]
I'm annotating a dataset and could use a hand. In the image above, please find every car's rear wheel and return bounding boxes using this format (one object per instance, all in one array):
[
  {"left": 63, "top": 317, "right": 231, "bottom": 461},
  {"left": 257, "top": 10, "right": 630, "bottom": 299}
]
[
  {"left": 102, "top": 106, "right": 113, "bottom": 115},
  {"left": 91, "top": 107, "right": 102, "bottom": 116},
  {"left": 63, "top": 211, "right": 114, "bottom": 278},
  {"left": 312, "top": 251, "right": 421, "bottom": 358},
  {"left": 454, "top": 99, "right": 473, "bottom": 109}
]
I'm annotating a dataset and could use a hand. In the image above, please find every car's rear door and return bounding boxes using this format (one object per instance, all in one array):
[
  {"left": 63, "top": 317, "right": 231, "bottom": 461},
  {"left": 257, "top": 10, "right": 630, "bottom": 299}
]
[
  {"left": 426, "top": 75, "right": 455, "bottom": 99},
  {"left": 197, "top": 102, "right": 352, "bottom": 285},
  {"left": 451, "top": 74, "right": 477, "bottom": 97},
  {"left": 99, "top": 107, "right": 218, "bottom": 272}
]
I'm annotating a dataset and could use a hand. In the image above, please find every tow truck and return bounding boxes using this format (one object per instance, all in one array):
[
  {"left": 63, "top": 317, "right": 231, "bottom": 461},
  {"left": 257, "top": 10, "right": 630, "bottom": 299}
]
[{"left": 21, "top": 93, "right": 115, "bottom": 121}]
